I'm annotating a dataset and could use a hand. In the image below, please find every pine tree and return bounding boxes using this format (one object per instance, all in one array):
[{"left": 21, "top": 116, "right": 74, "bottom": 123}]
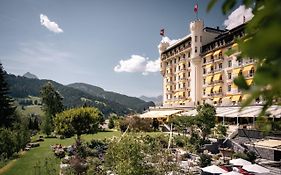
[{"left": 0, "top": 63, "right": 16, "bottom": 128}]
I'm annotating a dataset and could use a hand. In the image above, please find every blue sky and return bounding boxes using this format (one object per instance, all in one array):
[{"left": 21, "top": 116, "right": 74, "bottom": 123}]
[{"left": 0, "top": 0, "right": 243, "bottom": 97}]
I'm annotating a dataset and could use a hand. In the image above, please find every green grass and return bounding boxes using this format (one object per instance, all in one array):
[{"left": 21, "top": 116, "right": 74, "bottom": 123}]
[{"left": 1, "top": 131, "right": 121, "bottom": 175}]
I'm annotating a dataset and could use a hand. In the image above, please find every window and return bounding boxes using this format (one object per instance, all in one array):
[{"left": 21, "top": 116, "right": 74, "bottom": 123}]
[
  {"left": 174, "top": 75, "right": 176, "bottom": 81},
  {"left": 195, "top": 46, "right": 197, "bottom": 53},
  {"left": 249, "top": 57, "right": 254, "bottom": 63},
  {"left": 219, "top": 87, "right": 222, "bottom": 93},
  {"left": 210, "top": 66, "right": 214, "bottom": 72},
  {"left": 183, "top": 54, "right": 185, "bottom": 59},
  {"left": 203, "top": 78, "right": 206, "bottom": 84},
  {"left": 203, "top": 89, "right": 206, "bottom": 95},
  {"left": 228, "top": 60, "right": 232, "bottom": 67},
  {"left": 188, "top": 71, "right": 191, "bottom": 77},
  {"left": 195, "top": 36, "right": 197, "bottom": 42},
  {"left": 203, "top": 68, "right": 206, "bottom": 74},
  {"left": 238, "top": 59, "right": 243, "bottom": 66},
  {"left": 200, "top": 36, "right": 202, "bottom": 42},
  {"left": 203, "top": 57, "right": 206, "bottom": 63},
  {"left": 219, "top": 63, "right": 223, "bottom": 69},
  {"left": 249, "top": 68, "right": 255, "bottom": 77},
  {"left": 188, "top": 91, "right": 190, "bottom": 96},
  {"left": 174, "top": 67, "right": 176, "bottom": 72},
  {"left": 174, "top": 59, "right": 176, "bottom": 64},
  {"left": 188, "top": 52, "right": 190, "bottom": 58},
  {"left": 228, "top": 85, "right": 231, "bottom": 92},
  {"left": 188, "top": 62, "right": 191, "bottom": 67},
  {"left": 228, "top": 72, "right": 232, "bottom": 79}
]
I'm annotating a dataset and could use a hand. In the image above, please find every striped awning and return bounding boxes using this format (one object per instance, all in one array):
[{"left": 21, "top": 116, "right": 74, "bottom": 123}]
[
  {"left": 205, "top": 87, "right": 213, "bottom": 94},
  {"left": 205, "top": 52, "right": 213, "bottom": 57},
  {"left": 206, "top": 75, "right": 213, "bottom": 83},
  {"left": 233, "top": 68, "right": 242, "bottom": 75},
  {"left": 205, "top": 64, "right": 213, "bottom": 68},
  {"left": 232, "top": 95, "right": 241, "bottom": 101},
  {"left": 213, "top": 73, "right": 222, "bottom": 81},
  {"left": 246, "top": 79, "right": 253, "bottom": 85},
  {"left": 213, "top": 97, "right": 221, "bottom": 102},
  {"left": 243, "top": 65, "right": 254, "bottom": 73},
  {"left": 213, "top": 85, "right": 221, "bottom": 92},
  {"left": 231, "top": 83, "right": 238, "bottom": 89},
  {"left": 213, "top": 50, "right": 222, "bottom": 56},
  {"left": 232, "top": 43, "right": 238, "bottom": 48}
]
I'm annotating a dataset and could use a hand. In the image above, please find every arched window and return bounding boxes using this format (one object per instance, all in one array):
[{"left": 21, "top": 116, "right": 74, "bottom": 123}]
[{"left": 249, "top": 67, "right": 255, "bottom": 77}]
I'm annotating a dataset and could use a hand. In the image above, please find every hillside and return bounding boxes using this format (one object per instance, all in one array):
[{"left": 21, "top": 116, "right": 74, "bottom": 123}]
[
  {"left": 68, "top": 83, "right": 155, "bottom": 113},
  {"left": 5, "top": 74, "right": 154, "bottom": 116},
  {"left": 139, "top": 95, "right": 163, "bottom": 106},
  {"left": 23, "top": 72, "right": 38, "bottom": 79}
]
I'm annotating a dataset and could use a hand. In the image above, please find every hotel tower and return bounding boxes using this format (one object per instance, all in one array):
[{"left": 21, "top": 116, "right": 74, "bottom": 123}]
[{"left": 159, "top": 20, "right": 255, "bottom": 107}]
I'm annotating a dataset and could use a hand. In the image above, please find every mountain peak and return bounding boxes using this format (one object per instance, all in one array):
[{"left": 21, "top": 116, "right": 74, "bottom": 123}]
[{"left": 23, "top": 72, "right": 38, "bottom": 79}]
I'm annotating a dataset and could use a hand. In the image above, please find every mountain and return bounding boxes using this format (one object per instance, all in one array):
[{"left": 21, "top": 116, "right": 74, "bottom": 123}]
[
  {"left": 68, "top": 83, "right": 155, "bottom": 113},
  {"left": 139, "top": 95, "right": 163, "bottom": 106},
  {"left": 5, "top": 74, "right": 154, "bottom": 116},
  {"left": 23, "top": 72, "right": 38, "bottom": 79}
]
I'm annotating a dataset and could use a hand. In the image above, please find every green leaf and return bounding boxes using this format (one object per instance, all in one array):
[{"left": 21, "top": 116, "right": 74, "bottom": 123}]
[
  {"left": 222, "top": 0, "right": 237, "bottom": 14},
  {"left": 207, "top": 0, "right": 218, "bottom": 12}
]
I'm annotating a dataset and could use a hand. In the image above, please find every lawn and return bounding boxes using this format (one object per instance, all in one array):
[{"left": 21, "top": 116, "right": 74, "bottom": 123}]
[{"left": 1, "top": 131, "right": 121, "bottom": 175}]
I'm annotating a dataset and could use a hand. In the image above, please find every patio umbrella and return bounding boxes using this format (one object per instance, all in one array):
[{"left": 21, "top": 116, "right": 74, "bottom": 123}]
[
  {"left": 230, "top": 158, "right": 252, "bottom": 166},
  {"left": 201, "top": 165, "right": 228, "bottom": 174},
  {"left": 242, "top": 164, "right": 270, "bottom": 174},
  {"left": 221, "top": 171, "right": 242, "bottom": 175}
]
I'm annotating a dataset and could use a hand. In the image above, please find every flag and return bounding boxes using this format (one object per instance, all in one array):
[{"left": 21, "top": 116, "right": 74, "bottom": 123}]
[
  {"left": 194, "top": 3, "right": 198, "bottom": 13},
  {"left": 243, "top": 15, "right": 246, "bottom": 23},
  {"left": 160, "top": 29, "right": 164, "bottom": 36}
]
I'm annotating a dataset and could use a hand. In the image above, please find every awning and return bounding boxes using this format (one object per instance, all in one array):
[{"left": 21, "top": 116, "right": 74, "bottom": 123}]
[
  {"left": 231, "top": 83, "right": 238, "bottom": 89},
  {"left": 213, "top": 97, "right": 220, "bottom": 102},
  {"left": 232, "top": 95, "right": 241, "bottom": 101},
  {"left": 213, "top": 73, "right": 222, "bottom": 81},
  {"left": 233, "top": 68, "right": 241, "bottom": 75},
  {"left": 213, "top": 50, "right": 222, "bottom": 56},
  {"left": 246, "top": 79, "right": 253, "bottom": 85},
  {"left": 205, "top": 87, "right": 212, "bottom": 94},
  {"left": 213, "top": 85, "right": 221, "bottom": 92},
  {"left": 223, "top": 96, "right": 232, "bottom": 101},
  {"left": 232, "top": 43, "right": 238, "bottom": 48},
  {"left": 242, "top": 94, "right": 251, "bottom": 100},
  {"left": 205, "top": 52, "right": 213, "bottom": 57},
  {"left": 140, "top": 109, "right": 183, "bottom": 118},
  {"left": 205, "top": 64, "right": 213, "bottom": 68},
  {"left": 243, "top": 65, "right": 254, "bottom": 73},
  {"left": 206, "top": 75, "right": 213, "bottom": 83}
]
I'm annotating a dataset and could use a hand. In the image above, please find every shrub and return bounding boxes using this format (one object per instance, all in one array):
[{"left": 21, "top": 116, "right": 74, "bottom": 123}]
[{"left": 199, "top": 154, "right": 212, "bottom": 167}]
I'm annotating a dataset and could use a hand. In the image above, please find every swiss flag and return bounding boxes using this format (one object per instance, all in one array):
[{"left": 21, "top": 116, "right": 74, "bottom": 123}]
[
  {"left": 160, "top": 29, "right": 164, "bottom": 36},
  {"left": 194, "top": 3, "right": 198, "bottom": 13}
]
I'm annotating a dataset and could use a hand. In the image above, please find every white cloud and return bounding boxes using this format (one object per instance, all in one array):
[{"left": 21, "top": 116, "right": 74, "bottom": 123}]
[
  {"left": 158, "top": 36, "right": 179, "bottom": 54},
  {"left": 40, "top": 14, "right": 63, "bottom": 33},
  {"left": 114, "top": 55, "right": 160, "bottom": 75},
  {"left": 224, "top": 5, "right": 254, "bottom": 30}
]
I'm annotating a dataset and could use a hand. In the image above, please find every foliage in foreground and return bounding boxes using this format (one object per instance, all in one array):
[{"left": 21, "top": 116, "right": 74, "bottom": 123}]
[
  {"left": 105, "top": 134, "right": 180, "bottom": 175},
  {"left": 208, "top": 0, "right": 281, "bottom": 115}
]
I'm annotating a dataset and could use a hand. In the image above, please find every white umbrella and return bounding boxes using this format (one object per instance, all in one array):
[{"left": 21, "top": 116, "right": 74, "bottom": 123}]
[
  {"left": 221, "top": 171, "right": 242, "bottom": 175},
  {"left": 230, "top": 158, "right": 252, "bottom": 166},
  {"left": 242, "top": 164, "right": 270, "bottom": 174},
  {"left": 201, "top": 165, "right": 228, "bottom": 174}
]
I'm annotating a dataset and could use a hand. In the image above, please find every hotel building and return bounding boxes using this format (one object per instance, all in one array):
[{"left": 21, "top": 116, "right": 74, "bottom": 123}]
[{"left": 159, "top": 20, "right": 255, "bottom": 107}]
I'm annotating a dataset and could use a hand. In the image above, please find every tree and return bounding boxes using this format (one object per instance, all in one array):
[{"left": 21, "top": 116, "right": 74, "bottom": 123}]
[
  {"left": 108, "top": 117, "right": 115, "bottom": 129},
  {"left": 208, "top": 0, "right": 281, "bottom": 115},
  {"left": 54, "top": 107, "right": 103, "bottom": 139},
  {"left": 195, "top": 103, "right": 216, "bottom": 141},
  {"left": 40, "top": 82, "right": 64, "bottom": 134},
  {"left": 0, "top": 63, "right": 16, "bottom": 128}
]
